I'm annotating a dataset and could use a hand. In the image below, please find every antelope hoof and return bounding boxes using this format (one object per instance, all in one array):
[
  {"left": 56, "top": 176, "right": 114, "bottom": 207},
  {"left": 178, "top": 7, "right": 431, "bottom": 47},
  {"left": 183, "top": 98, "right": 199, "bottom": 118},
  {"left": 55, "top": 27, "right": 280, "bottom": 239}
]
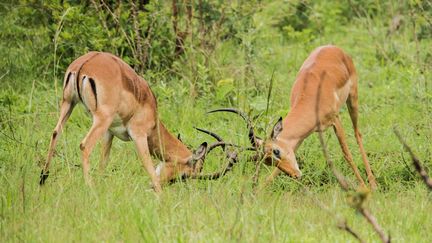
[{"left": 39, "top": 170, "right": 49, "bottom": 185}]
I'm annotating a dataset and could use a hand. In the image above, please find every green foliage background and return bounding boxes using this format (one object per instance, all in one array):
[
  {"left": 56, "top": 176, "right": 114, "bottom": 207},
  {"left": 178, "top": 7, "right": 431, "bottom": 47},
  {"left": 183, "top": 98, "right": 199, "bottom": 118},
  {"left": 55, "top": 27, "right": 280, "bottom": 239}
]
[{"left": 1, "top": 0, "right": 431, "bottom": 242}]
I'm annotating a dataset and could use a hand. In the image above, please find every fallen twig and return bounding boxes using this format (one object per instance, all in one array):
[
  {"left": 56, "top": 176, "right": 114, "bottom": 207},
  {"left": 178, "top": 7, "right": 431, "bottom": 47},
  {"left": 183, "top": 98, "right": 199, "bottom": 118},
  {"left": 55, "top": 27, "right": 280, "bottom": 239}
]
[
  {"left": 359, "top": 207, "right": 390, "bottom": 243},
  {"left": 394, "top": 127, "right": 432, "bottom": 190},
  {"left": 337, "top": 220, "right": 365, "bottom": 243}
]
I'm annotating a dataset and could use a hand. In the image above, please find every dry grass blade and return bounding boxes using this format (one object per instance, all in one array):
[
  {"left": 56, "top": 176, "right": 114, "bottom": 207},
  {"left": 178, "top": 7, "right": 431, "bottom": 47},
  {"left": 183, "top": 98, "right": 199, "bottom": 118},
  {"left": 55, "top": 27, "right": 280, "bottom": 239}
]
[{"left": 393, "top": 127, "right": 432, "bottom": 190}]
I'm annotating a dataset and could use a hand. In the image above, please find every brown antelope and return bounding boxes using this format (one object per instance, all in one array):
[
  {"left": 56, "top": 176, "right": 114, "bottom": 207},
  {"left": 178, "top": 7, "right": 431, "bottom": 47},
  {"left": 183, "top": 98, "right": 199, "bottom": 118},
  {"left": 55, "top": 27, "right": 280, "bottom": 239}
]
[
  {"left": 40, "top": 51, "right": 217, "bottom": 192},
  {"left": 210, "top": 45, "right": 377, "bottom": 189}
]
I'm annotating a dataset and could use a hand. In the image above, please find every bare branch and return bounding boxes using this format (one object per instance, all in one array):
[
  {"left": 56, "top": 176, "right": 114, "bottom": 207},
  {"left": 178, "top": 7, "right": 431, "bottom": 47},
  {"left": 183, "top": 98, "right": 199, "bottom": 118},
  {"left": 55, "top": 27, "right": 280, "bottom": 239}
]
[
  {"left": 359, "top": 208, "right": 390, "bottom": 243},
  {"left": 100, "top": 0, "right": 137, "bottom": 59},
  {"left": 130, "top": 0, "right": 145, "bottom": 73},
  {"left": 394, "top": 127, "right": 432, "bottom": 190},
  {"left": 337, "top": 220, "right": 365, "bottom": 243},
  {"left": 141, "top": 18, "right": 154, "bottom": 70},
  {"left": 90, "top": 0, "right": 111, "bottom": 39},
  {"left": 172, "top": 0, "right": 186, "bottom": 56}
]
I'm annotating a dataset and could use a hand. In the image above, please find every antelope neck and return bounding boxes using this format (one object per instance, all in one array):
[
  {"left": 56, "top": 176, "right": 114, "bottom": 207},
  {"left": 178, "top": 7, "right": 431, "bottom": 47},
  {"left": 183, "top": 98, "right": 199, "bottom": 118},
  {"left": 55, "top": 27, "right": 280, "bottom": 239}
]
[
  {"left": 149, "top": 121, "right": 192, "bottom": 164},
  {"left": 279, "top": 108, "right": 316, "bottom": 151}
]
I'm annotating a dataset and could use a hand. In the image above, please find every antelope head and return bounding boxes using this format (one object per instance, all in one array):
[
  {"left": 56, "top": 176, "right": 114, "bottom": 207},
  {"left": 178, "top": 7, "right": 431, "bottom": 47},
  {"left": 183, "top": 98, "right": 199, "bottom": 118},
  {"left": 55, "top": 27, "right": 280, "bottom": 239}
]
[
  {"left": 208, "top": 108, "right": 302, "bottom": 179},
  {"left": 155, "top": 142, "right": 208, "bottom": 183},
  {"left": 263, "top": 117, "right": 302, "bottom": 178}
]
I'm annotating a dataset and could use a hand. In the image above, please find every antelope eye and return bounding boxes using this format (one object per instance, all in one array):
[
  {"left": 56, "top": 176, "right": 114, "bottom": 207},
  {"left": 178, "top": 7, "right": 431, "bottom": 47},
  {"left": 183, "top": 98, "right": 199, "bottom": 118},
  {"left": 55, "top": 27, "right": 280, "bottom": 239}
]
[{"left": 273, "top": 149, "right": 281, "bottom": 158}]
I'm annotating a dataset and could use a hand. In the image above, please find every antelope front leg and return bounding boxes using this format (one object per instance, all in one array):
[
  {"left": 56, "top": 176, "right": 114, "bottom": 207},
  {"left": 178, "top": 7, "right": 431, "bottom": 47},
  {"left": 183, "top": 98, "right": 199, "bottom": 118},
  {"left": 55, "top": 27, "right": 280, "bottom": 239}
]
[
  {"left": 129, "top": 130, "right": 162, "bottom": 193},
  {"left": 333, "top": 117, "right": 366, "bottom": 188},
  {"left": 80, "top": 116, "right": 113, "bottom": 186}
]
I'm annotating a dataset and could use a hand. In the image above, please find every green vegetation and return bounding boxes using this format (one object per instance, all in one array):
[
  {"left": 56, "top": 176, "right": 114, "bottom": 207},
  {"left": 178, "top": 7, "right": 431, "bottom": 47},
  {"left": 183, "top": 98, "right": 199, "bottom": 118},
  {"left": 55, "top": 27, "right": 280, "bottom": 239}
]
[{"left": 1, "top": 0, "right": 431, "bottom": 241}]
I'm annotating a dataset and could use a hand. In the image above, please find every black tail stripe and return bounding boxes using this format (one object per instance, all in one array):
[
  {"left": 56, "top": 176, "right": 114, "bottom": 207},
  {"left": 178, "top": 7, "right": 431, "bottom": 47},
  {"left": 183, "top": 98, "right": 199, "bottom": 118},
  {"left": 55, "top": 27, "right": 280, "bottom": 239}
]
[
  {"left": 65, "top": 72, "right": 72, "bottom": 88},
  {"left": 76, "top": 71, "right": 83, "bottom": 102},
  {"left": 89, "top": 78, "right": 97, "bottom": 109},
  {"left": 76, "top": 52, "right": 100, "bottom": 102}
]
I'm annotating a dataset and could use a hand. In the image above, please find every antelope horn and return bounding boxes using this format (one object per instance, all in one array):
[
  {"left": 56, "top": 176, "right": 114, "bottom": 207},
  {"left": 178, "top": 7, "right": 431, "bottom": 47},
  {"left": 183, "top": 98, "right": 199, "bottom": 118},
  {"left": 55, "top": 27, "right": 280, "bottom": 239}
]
[
  {"left": 185, "top": 151, "right": 239, "bottom": 180},
  {"left": 207, "top": 142, "right": 255, "bottom": 153},
  {"left": 195, "top": 127, "right": 224, "bottom": 142},
  {"left": 195, "top": 127, "right": 225, "bottom": 151},
  {"left": 195, "top": 127, "right": 255, "bottom": 153},
  {"left": 207, "top": 108, "right": 261, "bottom": 149},
  {"left": 185, "top": 127, "right": 243, "bottom": 180}
]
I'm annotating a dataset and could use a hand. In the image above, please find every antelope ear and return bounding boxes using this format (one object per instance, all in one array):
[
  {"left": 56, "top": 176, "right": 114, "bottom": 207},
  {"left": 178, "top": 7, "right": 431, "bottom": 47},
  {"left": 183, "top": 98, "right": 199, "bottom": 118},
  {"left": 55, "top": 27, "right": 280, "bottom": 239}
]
[
  {"left": 192, "top": 142, "right": 208, "bottom": 161},
  {"left": 271, "top": 117, "right": 283, "bottom": 139}
]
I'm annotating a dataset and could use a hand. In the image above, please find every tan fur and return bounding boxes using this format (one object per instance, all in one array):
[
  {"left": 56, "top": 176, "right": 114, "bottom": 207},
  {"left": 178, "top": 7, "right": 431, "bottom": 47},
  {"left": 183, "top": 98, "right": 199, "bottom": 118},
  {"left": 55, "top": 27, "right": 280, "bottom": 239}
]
[
  {"left": 264, "top": 45, "right": 377, "bottom": 190},
  {"left": 42, "top": 52, "right": 199, "bottom": 192}
]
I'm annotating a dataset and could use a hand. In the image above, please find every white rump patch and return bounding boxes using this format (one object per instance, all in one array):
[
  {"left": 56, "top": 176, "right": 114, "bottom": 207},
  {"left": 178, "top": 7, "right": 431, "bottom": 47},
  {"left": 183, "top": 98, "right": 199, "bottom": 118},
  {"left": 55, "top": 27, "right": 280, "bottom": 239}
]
[{"left": 81, "top": 76, "right": 89, "bottom": 109}]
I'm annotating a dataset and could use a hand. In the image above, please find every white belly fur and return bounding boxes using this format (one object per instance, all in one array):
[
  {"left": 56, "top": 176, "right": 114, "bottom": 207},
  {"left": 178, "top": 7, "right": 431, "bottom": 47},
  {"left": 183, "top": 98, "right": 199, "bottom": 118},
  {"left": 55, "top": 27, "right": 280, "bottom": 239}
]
[{"left": 109, "top": 115, "right": 131, "bottom": 141}]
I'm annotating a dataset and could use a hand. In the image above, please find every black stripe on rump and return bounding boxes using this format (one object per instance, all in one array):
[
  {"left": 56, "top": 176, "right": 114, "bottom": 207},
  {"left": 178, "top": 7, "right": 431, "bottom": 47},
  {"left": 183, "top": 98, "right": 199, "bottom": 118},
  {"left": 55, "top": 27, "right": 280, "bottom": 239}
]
[
  {"left": 76, "top": 72, "right": 83, "bottom": 102},
  {"left": 64, "top": 72, "right": 72, "bottom": 88},
  {"left": 76, "top": 52, "right": 100, "bottom": 102},
  {"left": 89, "top": 77, "right": 97, "bottom": 109}
]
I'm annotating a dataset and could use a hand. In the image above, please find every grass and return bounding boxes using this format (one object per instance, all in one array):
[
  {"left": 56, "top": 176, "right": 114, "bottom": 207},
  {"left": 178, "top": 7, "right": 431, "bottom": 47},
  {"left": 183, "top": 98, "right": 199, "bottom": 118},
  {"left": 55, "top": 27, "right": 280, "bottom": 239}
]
[{"left": 1, "top": 1, "right": 432, "bottom": 242}]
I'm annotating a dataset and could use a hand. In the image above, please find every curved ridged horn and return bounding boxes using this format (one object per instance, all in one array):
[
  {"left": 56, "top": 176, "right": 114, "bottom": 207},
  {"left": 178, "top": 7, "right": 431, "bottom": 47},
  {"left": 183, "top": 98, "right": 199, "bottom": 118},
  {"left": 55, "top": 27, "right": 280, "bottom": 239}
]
[
  {"left": 195, "top": 127, "right": 224, "bottom": 142},
  {"left": 189, "top": 127, "right": 241, "bottom": 180},
  {"left": 195, "top": 127, "right": 255, "bottom": 153},
  {"left": 207, "top": 108, "right": 260, "bottom": 148}
]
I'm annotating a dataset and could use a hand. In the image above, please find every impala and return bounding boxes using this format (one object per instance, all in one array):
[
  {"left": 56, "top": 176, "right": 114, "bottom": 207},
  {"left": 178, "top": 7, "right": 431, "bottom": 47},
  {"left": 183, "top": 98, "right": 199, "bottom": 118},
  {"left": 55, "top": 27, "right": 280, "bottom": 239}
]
[
  {"left": 40, "top": 51, "right": 219, "bottom": 192},
  {"left": 210, "top": 45, "right": 377, "bottom": 189}
]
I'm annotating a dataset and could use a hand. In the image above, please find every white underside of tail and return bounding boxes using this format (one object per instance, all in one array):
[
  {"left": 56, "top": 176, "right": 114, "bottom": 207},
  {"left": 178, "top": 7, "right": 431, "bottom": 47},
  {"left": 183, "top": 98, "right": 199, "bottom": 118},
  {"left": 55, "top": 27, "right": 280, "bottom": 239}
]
[{"left": 81, "top": 76, "right": 90, "bottom": 109}]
